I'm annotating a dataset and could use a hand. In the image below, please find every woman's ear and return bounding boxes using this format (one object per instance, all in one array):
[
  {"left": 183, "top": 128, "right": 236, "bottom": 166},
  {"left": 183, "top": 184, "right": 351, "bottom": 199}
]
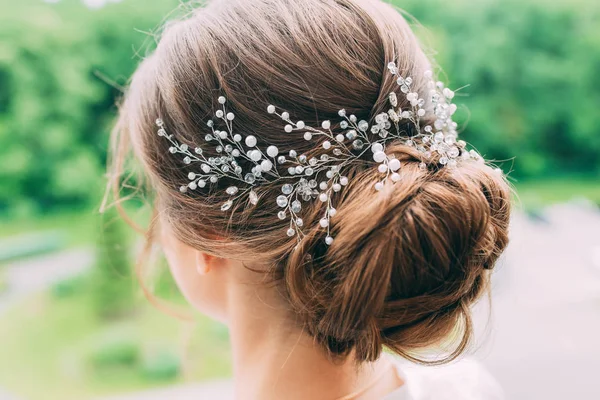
[{"left": 195, "top": 251, "right": 227, "bottom": 275}]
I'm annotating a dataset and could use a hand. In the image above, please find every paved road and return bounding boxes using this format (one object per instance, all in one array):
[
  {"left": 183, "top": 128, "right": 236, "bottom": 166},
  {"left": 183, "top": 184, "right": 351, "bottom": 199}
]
[{"left": 0, "top": 248, "right": 93, "bottom": 313}]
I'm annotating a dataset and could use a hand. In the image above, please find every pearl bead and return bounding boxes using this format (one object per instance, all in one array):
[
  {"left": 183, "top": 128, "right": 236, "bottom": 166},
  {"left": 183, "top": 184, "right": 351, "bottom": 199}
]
[
  {"left": 215, "top": 110, "right": 224, "bottom": 118},
  {"left": 226, "top": 112, "right": 235, "bottom": 120},
  {"left": 304, "top": 132, "right": 312, "bottom": 141},
  {"left": 319, "top": 218, "right": 329, "bottom": 228},
  {"left": 391, "top": 173, "right": 401, "bottom": 182},
  {"left": 296, "top": 121, "right": 305, "bottom": 129},
  {"left": 267, "top": 105, "right": 276, "bottom": 114},
  {"left": 266, "top": 145, "right": 279, "bottom": 157},
  {"left": 374, "top": 182, "right": 384, "bottom": 191},
  {"left": 373, "top": 151, "right": 386, "bottom": 163},
  {"left": 371, "top": 143, "right": 383, "bottom": 153},
  {"left": 328, "top": 208, "right": 337, "bottom": 217},
  {"left": 249, "top": 150, "right": 262, "bottom": 162},
  {"left": 284, "top": 124, "right": 293, "bottom": 133},
  {"left": 281, "top": 111, "right": 290, "bottom": 120},
  {"left": 218, "top": 96, "right": 226, "bottom": 104},
  {"left": 323, "top": 141, "right": 331, "bottom": 150},
  {"left": 319, "top": 193, "right": 328, "bottom": 202},
  {"left": 378, "top": 164, "right": 388, "bottom": 173},
  {"left": 245, "top": 135, "right": 257, "bottom": 147},
  {"left": 261, "top": 159, "right": 273, "bottom": 171},
  {"left": 339, "top": 177, "right": 348, "bottom": 186},
  {"left": 325, "top": 236, "right": 334, "bottom": 245},
  {"left": 321, "top": 120, "right": 331, "bottom": 130},
  {"left": 388, "top": 158, "right": 401, "bottom": 172}
]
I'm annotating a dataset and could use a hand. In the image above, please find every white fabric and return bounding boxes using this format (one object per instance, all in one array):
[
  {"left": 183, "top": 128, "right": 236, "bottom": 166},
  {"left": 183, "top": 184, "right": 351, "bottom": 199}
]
[{"left": 383, "top": 357, "right": 504, "bottom": 400}]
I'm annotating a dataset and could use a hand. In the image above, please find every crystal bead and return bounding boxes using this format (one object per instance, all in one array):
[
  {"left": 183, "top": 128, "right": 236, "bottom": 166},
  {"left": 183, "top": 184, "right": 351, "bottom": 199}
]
[
  {"left": 296, "top": 218, "right": 304, "bottom": 227},
  {"left": 286, "top": 228, "right": 296, "bottom": 237},
  {"left": 389, "top": 92, "right": 398, "bottom": 107},
  {"left": 278, "top": 211, "right": 286, "bottom": 220},
  {"left": 277, "top": 195, "right": 288, "bottom": 208},
  {"left": 340, "top": 120, "right": 349, "bottom": 129},
  {"left": 358, "top": 120, "right": 369, "bottom": 132},
  {"left": 305, "top": 167, "right": 314, "bottom": 176},
  {"left": 244, "top": 173, "right": 256, "bottom": 184},
  {"left": 346, "top": 130, "right": 357, "bottom": 140},
  {"left": 352, "top": 139, "right": 364, "bottom": 150},
  {"left": 291, "top": 200, "right": 302, "bottom": 213},
  {"left": 289, "top": 150, "right": 297, "bottom": 158},
  {"left": 282, "top": 184, "right": 294, "bottom": 194},
  {"left": 221, "top": 200, "right": 233, "bottom": 211},
  {"left": 226, "top": 186, "right": 238, "bottom": 195},
  {"left": 278, "top": 156, "right": 286, "bottom": 164},
  {"left": 183, "top": 156, "right": 191, "bottom": 164},
  {"left": 249, "top": 190, "right": 259, "bottom": 205},
  {"left": 447, "top": 146, "right": 460, "bottom": 158}
]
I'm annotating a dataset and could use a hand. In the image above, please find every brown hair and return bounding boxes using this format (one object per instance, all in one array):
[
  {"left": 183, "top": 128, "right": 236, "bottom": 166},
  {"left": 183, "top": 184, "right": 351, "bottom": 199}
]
[{"left": 107, "top": 0, "right": 511, "bottom": 364}]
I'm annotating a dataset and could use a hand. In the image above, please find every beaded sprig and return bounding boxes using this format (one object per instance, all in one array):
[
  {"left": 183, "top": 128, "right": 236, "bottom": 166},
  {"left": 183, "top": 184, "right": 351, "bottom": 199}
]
[{"left": 155, "top": 62, "right": 483, "bottom": 245}]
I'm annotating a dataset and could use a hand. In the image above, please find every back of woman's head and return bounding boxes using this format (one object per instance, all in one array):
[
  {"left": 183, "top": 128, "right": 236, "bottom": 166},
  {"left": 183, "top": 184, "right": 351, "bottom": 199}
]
[{"left": 112, "top": 0, "right": 511, "bottom": 364}]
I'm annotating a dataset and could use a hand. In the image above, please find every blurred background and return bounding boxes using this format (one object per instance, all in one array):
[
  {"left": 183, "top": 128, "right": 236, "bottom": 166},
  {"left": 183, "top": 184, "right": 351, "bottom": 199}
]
[{"left": 0, "top": 0, "right": 598, "bottom": 399}]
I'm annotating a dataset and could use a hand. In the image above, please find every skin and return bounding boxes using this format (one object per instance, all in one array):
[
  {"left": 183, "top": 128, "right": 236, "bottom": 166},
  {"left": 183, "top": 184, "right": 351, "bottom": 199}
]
[{"left": 159, "top": 221, "right": 403, "bottom": 400}]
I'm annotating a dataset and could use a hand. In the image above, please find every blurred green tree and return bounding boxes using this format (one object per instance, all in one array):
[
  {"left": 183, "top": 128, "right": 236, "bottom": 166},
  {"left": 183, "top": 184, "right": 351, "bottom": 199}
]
[
  {"left": 92, "top": 208, "right": 134, "bottom": 318},
  {"left": 0, "top": 0, "right": 598, "bottom": 217}
]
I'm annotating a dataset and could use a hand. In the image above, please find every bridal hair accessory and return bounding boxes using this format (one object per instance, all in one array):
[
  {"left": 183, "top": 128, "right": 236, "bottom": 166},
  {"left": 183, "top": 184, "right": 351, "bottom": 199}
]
[{"left": 155, "top": 62, "right": 484, "bottom": 245}]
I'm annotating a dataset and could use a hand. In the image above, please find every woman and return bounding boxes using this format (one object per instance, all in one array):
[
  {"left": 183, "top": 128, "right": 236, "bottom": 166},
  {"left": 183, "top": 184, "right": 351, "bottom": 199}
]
[{"left": 107, "top": 0, "right": 511, "bottom": 398}]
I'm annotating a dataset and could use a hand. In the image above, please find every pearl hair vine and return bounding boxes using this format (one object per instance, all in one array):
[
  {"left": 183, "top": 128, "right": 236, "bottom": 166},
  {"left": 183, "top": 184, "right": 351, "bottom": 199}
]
[{"left": 155, "top": 61, "right": 484, "bottom": 245}]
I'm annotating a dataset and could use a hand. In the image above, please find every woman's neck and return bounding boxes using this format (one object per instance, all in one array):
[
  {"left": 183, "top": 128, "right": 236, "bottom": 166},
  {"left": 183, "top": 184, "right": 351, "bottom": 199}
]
[{"left": 226, "top": 277, "right": 400, "bottom": 400}]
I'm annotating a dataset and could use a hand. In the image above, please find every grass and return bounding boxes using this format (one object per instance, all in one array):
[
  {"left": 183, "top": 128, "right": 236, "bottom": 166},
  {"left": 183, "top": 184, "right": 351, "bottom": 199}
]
[
  {"left": 513, "top": 177, "right": 600, "bottom": 209},
  {"left": 0, "top": 281, "right": 231, "bottom": 400}
]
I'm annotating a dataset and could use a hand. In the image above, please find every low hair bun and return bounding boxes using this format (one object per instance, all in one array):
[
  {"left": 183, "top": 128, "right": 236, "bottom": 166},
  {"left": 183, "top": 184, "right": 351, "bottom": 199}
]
[{"left": 283, "top": 145, "right": 511, "bottom": 363}]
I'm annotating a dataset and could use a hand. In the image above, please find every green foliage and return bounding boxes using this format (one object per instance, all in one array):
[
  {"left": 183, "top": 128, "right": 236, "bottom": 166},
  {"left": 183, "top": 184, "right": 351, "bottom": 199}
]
[
  {"left": 92, "top": 209, "right": 134, "bottom": 319},
  {"left": 51, "top": 273, "right": 89, "bottom": 299},
  {"left": 140, "top": 349, "right": 181, "bottom": 381},
  {"left": 0, "top": 0, "right": 598, "bottom": 217},
  {"left": 88, "top": 326, "right": 140, "bottom": 368}
]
